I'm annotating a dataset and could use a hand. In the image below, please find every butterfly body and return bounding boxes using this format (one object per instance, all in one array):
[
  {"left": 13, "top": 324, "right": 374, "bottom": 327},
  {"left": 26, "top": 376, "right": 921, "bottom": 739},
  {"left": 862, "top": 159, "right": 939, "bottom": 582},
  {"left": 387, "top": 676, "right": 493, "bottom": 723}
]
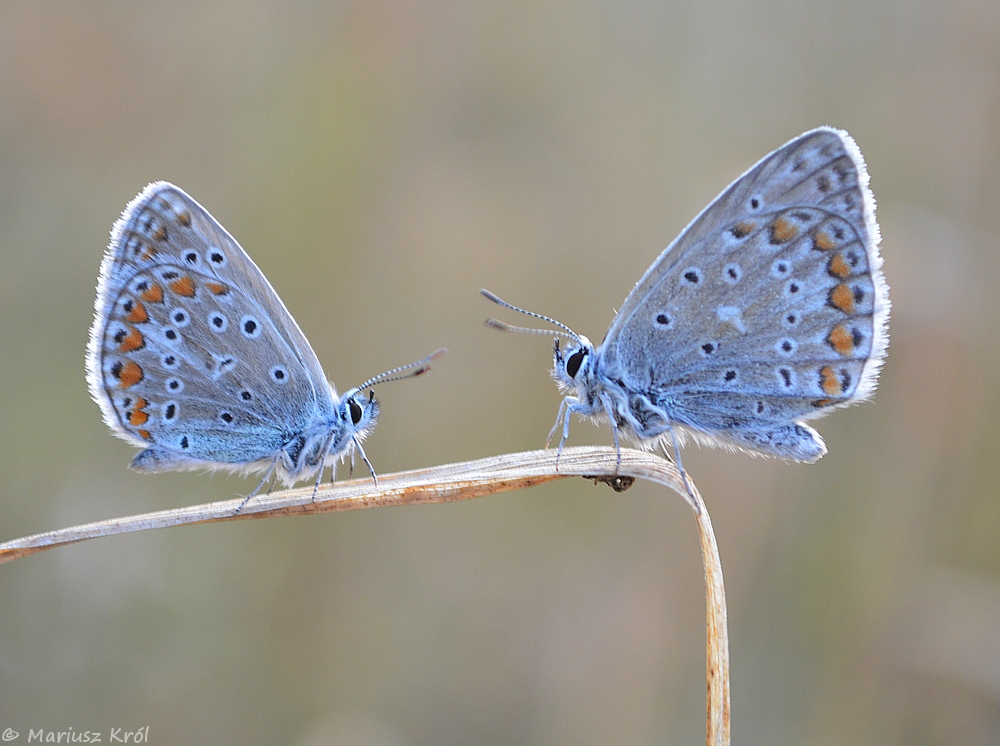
[{"left": 490, "top": 127, "right": 889, "bottom": 465}]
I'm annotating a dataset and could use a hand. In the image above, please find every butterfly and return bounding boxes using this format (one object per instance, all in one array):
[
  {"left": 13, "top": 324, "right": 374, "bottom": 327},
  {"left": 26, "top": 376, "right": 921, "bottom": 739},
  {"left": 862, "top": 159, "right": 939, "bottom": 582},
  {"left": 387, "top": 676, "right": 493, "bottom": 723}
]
[
  {"left": 87, "top": 182, "right": 443, "bottom": 510},
  {"left": 484, "top": 128, "right": 889, "bottom": 487}
]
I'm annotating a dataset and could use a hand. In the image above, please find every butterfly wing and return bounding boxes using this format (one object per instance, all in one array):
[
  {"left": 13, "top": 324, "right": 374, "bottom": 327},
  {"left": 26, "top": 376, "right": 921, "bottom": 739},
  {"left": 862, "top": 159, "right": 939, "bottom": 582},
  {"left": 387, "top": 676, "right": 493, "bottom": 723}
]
[
  {"left": 86, "top": 182, "right": 335, "bottom": 472},
  {"left": 598, "top": 128, "right": 889, "bottom": 457}
]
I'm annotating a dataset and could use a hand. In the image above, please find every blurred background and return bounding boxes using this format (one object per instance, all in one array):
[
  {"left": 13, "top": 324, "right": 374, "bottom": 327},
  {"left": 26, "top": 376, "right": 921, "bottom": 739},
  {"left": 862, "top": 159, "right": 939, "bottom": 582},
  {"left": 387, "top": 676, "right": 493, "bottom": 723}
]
[{"left": 0, "top": 1, "right": 997, "bottom": 743}]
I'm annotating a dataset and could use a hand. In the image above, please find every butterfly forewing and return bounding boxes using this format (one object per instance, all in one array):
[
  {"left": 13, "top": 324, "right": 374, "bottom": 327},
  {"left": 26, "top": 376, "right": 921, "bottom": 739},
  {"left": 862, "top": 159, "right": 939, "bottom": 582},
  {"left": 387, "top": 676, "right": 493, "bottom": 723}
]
[{"left": 155, "top": 185, "right": 333, "bottom": 397}]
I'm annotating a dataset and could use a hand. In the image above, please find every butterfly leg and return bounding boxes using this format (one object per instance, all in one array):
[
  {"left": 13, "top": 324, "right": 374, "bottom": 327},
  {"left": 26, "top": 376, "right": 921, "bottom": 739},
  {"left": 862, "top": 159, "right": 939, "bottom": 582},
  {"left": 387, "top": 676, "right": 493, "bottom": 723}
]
[
  {"left": 663, "top": 426, "right": 696, "bottom": 501},
  {"left": 546, "top": 397, "right": 570, "bottom": 471},
  {"left": 547, "top": 397, "right": 578, "bottom": 471},
  {"left": 311, "top": 432, "right": 338, "bottom": 502},
  {"left": 236, "top": 459, "right": 279, "bottom": 514},
  {"left": 310, "top": 468, "right": 324, "bottom": 502},
  {"left": 353, "top": 436, "right": 379, "bottom": 486},
  {"left": 545, "top": 397, "right": 571, "bottom": 450},
  {"left": 599, "top": 392, "right": 622, "bottom": 472}
]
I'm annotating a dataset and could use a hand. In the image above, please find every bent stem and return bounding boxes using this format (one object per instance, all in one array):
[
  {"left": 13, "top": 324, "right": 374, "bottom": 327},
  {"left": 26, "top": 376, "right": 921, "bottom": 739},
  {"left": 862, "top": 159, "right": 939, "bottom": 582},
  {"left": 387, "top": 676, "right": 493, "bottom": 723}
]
[{"left": 0, "top": 446, "right": 730, "bottom": 745}]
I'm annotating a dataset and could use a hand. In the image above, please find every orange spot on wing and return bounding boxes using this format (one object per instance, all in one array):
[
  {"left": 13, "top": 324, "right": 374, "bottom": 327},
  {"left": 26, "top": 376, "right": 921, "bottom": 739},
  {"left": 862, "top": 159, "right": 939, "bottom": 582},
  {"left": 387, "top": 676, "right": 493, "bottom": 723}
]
[
  {"left": 205, "top": 282, "right": 229, "bottom": 295},
  {"left": 118, "top": 361, "right": 144, "bottom": 388},
  {"left": 819, "top": 366, "right": 842, "bottom": 395},
  {"left": 731, "top": 221, "right": 755, "bottom": 238},
  {"left": 152, "top": 226, "right": 168, "bottom": 242},
  {"left": 141, "top": 284, "right": 164, "bottom": 303},
  {"left": 829, "top": 283, "right": 855, "bottom": 313},
  {"left": 813, "top": 230, "right": 836, "bottom": 251},
  {"left": 771, "top": 217, "right": 798, "bottom": 243},
  {"left": 124, "top": 300, "right": 148, "bottom": 324},
  {"left": 828, "top": 323, "right": 854, "bottom": 355},
  {"left": 127, "top": 397, "right": 149, "bottom": 426},
  {"left": 138, "top": 429, "right": 152, "bottom": 440},
  {"left": 828, "top": 253, "right": 851, "bottom": 278},
  {"left": 169, "top": 275, "right": 195, "bottom": 296},
  {"left": 176, "top": 211, "right": 191, "bottom": 227},
  {"left": 119, "top": 326, "right": 144, "bottom": 353}
]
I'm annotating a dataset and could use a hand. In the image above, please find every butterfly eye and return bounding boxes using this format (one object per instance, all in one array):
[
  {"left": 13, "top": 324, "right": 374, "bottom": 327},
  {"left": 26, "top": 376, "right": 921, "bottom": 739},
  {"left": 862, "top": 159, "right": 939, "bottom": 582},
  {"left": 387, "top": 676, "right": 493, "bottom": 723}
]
[
  {"left": 348, "top": 397, "right": 363, "bottom": 425},
  {"left": 566, "top": 349, "right": 586, "bottom": 379}
]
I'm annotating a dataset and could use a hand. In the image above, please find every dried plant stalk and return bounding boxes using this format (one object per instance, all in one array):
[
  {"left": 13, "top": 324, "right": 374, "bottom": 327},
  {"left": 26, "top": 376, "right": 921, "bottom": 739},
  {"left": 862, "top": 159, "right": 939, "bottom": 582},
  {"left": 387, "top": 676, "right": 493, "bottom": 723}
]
[{"left": 0, "top": 445, "right": 730, "bottom": 745}]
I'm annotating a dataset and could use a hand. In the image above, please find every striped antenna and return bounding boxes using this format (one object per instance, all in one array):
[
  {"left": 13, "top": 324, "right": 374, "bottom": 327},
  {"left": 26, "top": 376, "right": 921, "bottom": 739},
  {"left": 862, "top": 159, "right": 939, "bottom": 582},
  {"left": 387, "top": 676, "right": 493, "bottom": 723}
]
[
  {"left": 356, "top": 348, "right": 447, "bottom": 391},
  {"left": 480, "top": 289, "right": 581, "bottom": 341}
]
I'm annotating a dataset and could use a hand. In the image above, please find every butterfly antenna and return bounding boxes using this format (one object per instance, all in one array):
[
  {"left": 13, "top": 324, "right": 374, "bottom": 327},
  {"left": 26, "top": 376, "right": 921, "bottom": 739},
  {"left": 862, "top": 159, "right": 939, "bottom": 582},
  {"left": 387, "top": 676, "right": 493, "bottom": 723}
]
[
  {"left": 480, "top": 289, "right": 581, "bottom": 341},
  {"left": 485, "top": 318, "right": 577, "bottom": 338},
  {"left": 356, "top": 348, "right": 447, "bottom": 391}
]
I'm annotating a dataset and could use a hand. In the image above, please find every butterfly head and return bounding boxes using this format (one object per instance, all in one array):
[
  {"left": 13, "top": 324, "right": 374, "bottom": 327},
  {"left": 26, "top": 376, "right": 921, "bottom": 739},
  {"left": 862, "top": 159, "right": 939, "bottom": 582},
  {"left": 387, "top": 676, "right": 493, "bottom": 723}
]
[
  {"left": 553, "top": 335, "right": 596, "bottom": 393},
  {"left": 337, "top": 387, "right": 380, "bottom": 442}
]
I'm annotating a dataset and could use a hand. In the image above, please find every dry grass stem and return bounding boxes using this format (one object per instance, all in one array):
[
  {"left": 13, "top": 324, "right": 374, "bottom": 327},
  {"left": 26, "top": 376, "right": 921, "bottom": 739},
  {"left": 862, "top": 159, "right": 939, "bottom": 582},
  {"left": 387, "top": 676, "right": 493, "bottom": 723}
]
[{"left": 0, "top": 445, "right": 730, "bottom": 745}]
